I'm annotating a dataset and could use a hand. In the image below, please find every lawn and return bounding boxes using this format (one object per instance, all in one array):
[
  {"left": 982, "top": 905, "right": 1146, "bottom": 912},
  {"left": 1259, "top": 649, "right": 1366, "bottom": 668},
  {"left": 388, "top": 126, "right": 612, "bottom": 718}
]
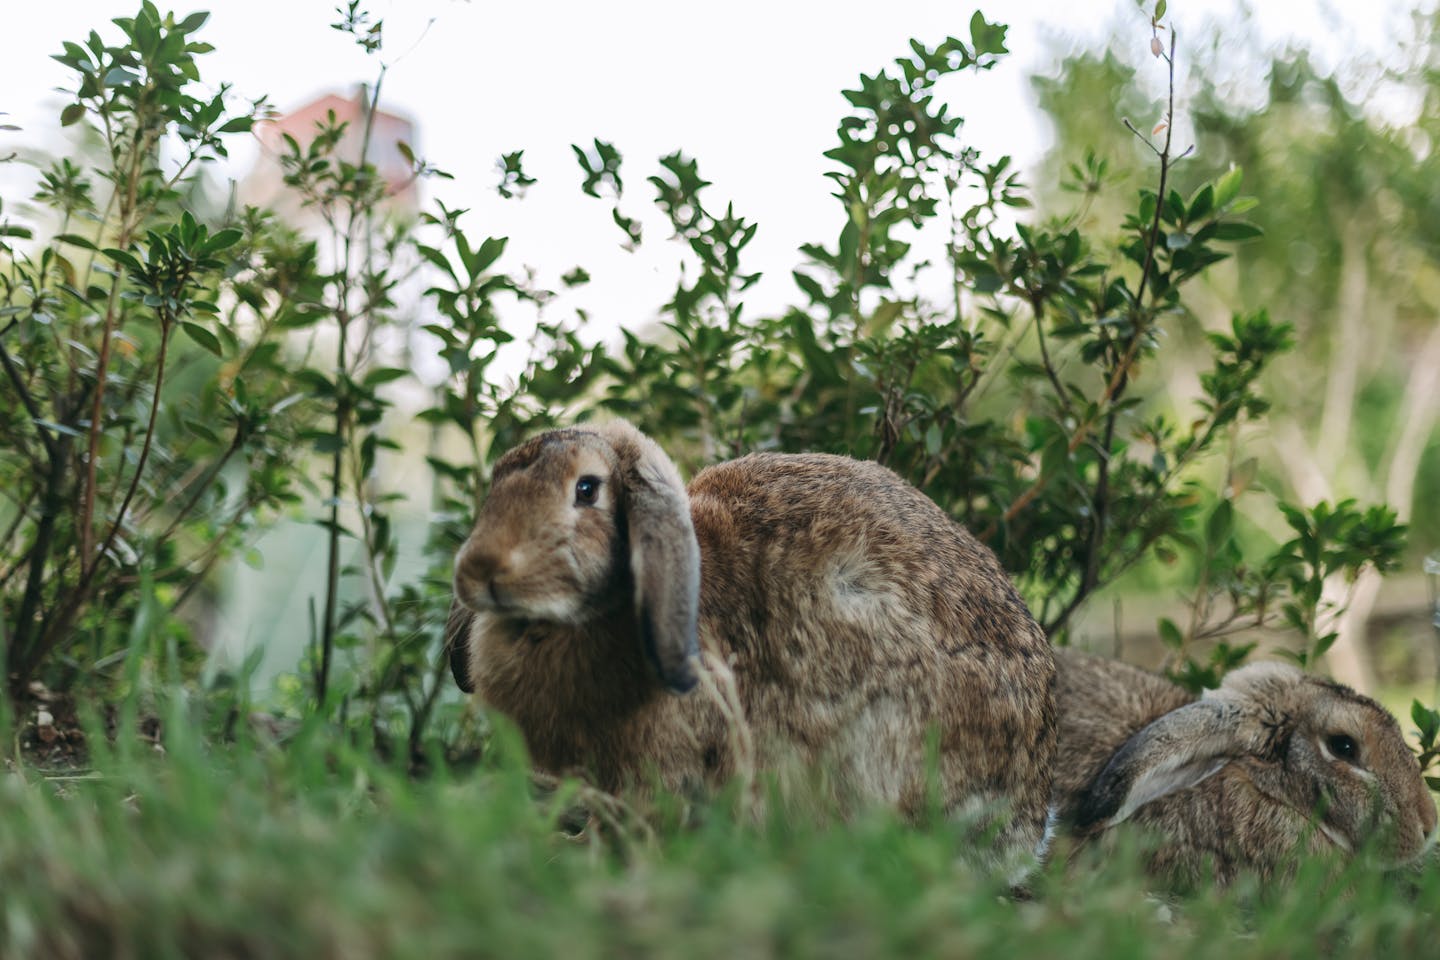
[{"left": 4, "top": 693, "right": 1437, "bottom": 960}]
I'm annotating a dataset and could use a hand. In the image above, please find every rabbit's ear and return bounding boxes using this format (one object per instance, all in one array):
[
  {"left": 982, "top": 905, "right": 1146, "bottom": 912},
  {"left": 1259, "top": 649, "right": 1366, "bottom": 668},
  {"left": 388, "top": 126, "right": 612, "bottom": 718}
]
[
  {"left": 605, "top": 423, "right": 701, "bottom": 694},
  {"left": 445, "top": 598, "right": 475, "bottom": 693},
  {"left": 1073, "top": 696, "right": 1277, "bottom": 829}
]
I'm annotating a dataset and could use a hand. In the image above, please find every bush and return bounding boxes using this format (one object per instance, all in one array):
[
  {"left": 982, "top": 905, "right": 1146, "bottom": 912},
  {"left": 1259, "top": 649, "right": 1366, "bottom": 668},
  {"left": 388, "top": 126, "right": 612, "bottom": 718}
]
[
  {"left": 0, "top": 6, "right": 319, "bottom": 700},
  {"left": 0, "top": 3, "right": 1417, "bottom": 771}
]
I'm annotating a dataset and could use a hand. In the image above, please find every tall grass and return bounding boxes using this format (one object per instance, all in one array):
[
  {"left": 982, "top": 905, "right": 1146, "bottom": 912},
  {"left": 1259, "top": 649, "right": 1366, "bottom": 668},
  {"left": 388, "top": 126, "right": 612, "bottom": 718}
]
[{"left": 3, "top": 681, "right": 1438, "bottom": 959}]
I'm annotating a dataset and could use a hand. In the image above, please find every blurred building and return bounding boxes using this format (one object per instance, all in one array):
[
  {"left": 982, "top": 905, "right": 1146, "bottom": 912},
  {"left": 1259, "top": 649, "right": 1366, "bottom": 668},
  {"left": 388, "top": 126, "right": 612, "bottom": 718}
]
[{"left": 239, "top": 87, "right": 420, "bottom": 224}]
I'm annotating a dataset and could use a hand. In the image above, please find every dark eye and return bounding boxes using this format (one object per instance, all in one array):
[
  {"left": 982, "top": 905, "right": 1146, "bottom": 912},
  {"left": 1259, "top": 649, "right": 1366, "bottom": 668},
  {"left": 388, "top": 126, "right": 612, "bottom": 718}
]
[
  {"left": 575, "top": 475, "right": 602, "bottom": 506},
  {"left": 1326, "top": 733, "right": 1359, "bottom": 763}
]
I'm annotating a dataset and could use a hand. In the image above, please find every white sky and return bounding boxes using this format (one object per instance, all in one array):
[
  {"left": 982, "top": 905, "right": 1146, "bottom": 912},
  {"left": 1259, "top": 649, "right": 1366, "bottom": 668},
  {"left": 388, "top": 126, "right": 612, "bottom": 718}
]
[{"left": 0, "top": 0, "right": 1415, "bottom": 346}]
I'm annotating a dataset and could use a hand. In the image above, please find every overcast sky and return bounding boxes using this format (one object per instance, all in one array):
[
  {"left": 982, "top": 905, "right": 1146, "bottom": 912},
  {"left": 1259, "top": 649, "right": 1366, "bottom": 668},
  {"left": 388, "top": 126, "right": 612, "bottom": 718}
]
[{"left": 1, "top": 0, "right": 1414, "bottom": 343}]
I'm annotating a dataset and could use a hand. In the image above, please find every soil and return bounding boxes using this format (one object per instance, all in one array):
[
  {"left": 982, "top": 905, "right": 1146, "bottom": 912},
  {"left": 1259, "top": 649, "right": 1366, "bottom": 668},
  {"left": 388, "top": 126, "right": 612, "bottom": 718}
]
[{"left": 12, "top": 681, "right": 162, "bottom": 770}]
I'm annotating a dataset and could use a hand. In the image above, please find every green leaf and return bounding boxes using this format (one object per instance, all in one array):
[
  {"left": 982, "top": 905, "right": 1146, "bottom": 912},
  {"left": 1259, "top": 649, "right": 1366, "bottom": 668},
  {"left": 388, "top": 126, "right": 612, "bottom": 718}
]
[
  {"left": 178, "top": 11, "right": 210, "bottom": 32},
  {"left": 1155, "top": 0, "right": 1167, "bottom": 19},
  {"left": 180, "top": 320, "right": 223, "bottom": 357},
  {"left": 34, "top": 419, "right": 84, "bottom": 438},
  {"left": 415, "top": 244, "right": 457, "bottom": 282},
  {"left": 1214, "top": 166, "right": 1243, "bottom": 207},
  {"left": 1206, "top": 499, "right": 1234, "bottom": 547},
  {"left": 183, "top": 418, "right": 221, "bottom": 444},
  {"left": 1412, "top": 700, "right": 1440, "bottom": 744},
  {"left": 471, "top": 236, "right": 507, "bottom": 274},
  {"left": 306, "top": 432, "right": 343, "bottom": 454},
  {"left": 56, "top": 233, "right": 98, "bottom": 250},
  {"left": 969, "top": 11, "right": 1009, "bottom": 57},
  {"left": 1158, "top": 617, "right": 1184, "bottom": 650},
  {"left": 104, "top": 247, "right": 143, "bottom": 273},
  {"left": 1212, "top": 222, "right": 1263, "bottom": 242},
  {"left": 1187, "top": 184, "right": 1214, "bottom": 221},
  {"left": 924, "top": 422, "right": 942, "bottom": 455},
  {"left": 790, "top": 314, "right": 841, "bottom": 387},
  {"left": 201, "top": 228, "right": 243, "bottom": 255},
  {"left": 60, "top": 103, "right": 86, "bottom": 127},
  {"left": 1137, "top": 191, "right": 1157, "bottom": 226},
  {"left": 363, "top": 367, "right": 410, "bottom": 387},
  {"left": 103, "top": 66, "right": 139, "bottom": 87}
]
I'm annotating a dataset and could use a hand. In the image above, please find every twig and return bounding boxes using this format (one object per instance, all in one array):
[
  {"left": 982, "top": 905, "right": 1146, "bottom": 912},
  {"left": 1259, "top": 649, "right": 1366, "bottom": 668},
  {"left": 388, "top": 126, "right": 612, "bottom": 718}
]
[
  {"left": 8, "top": 432, "right": 72, "bottom": 692},
  {"left": 0, "top": 340, "right": 58, "bottom": 463},
  {"left": 79, "top": 125, "right": 151, "bottom": 564},
  {"left": 1030, "top": 291, "right": 1075, "bottom": 423},
  {"left": 151, "top": 430, "right": 245, "bottom": 545},
  {"left": 167, "top": 505, "right": 258, "bottom": 614},
  {"left": 86, "top": 318, "right": 175, "bottom": 583},
  {"left": 983, "top": 28, "right": 1184, "bottom": 544},
  {"left": 406, "top": 635, "right": 451, "bottom": 758},
  {"left": 317, "top": 65, "right": 388, "bottom": 707}
]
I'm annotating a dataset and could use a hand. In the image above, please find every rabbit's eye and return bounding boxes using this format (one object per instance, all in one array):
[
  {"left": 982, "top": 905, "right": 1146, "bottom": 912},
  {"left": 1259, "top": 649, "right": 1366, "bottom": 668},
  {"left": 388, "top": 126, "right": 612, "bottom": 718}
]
[
  {"left": 575, "top": 475, "right": 602, "bottom": 506},
  {"left": 1326, "top": 733, "right": 1359, "bottom": 763}
]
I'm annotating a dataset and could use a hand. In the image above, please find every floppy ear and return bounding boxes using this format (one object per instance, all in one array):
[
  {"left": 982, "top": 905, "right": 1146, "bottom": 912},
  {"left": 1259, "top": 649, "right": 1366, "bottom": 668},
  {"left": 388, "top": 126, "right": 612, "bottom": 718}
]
[
  {"left": 602, "top": 422, "right": 701, "bottom": 694},
  {"left": 1073, "top": 692, "right": 1284, "bottom": 829},
  {"left": 445, "top": 597, "right": 476, "bottom": 693}
]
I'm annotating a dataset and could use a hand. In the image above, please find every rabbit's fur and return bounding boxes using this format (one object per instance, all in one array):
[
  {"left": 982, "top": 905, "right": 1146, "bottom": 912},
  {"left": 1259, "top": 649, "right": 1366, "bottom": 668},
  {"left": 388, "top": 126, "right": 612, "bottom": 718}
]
[
  {"left": 448, "top": 420, "right": 1057, "bottom": 869},
  {"left": 1055, "top": 647, "right": 1437, "bottom": 883}
]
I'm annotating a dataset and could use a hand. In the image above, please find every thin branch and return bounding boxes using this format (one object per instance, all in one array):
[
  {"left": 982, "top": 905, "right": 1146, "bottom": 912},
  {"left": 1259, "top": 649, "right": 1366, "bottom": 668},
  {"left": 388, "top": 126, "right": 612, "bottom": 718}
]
[
  {"left": 167, "top": 506, "right": 257, "bottom": 614},
  {"left": 0, "top": 479, "right": 38, "bottom": 589},
  {"left": 153, "top": 430, "right": 246, "bottom": 545},
  {"left": 348, "top": 432, "right": 397, "bottom": 640},
  {"left": 79, "top": 123, "right": 153, "bottom": 564},
  {"left": 8, "top": 433, "right": 72, "bottom": 692},
  {"left": 0, "top": 340, "right": 58, "bottom": 463},
  {"left": 1030, "top": 292, "right": 1075, "bottom": 422},
  {"left": 984, "top": 28, "right": 1183, "bottom": 542},
  {"left": 84, "top": 320, "right": 174, "bottom": 587},
  {"left": 407, "top": 629, "right": 452, "bottom": 759},
  {"left": 317, "top": 65, "right": 388, "bottom": 707}
]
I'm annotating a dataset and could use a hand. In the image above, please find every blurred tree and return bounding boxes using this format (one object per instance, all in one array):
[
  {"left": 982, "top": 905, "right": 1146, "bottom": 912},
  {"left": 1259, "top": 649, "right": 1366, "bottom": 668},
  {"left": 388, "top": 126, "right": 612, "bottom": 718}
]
[{"left": 1031, "top": 13, "right": 1440, "bottom": 691}]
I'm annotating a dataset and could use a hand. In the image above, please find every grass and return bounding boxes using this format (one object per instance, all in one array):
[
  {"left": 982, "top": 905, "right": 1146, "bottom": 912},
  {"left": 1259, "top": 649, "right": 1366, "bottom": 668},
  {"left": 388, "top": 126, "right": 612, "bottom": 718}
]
[{"left": 3, "top": 690, "right": 1440, "bottom": 960}]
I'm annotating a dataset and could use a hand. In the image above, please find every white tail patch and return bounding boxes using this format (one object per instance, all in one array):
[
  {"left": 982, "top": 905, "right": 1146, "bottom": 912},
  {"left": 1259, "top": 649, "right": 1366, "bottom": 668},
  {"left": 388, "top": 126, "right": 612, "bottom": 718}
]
[{"left": 827, "top": 545, "right": 900, "bottom": 625}]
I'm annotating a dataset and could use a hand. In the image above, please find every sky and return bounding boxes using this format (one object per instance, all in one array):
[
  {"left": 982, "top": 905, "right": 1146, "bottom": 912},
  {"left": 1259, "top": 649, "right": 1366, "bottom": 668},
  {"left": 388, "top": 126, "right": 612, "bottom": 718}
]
[{"left": 0, "top": 0, "right": 1416, "bottom": 347}]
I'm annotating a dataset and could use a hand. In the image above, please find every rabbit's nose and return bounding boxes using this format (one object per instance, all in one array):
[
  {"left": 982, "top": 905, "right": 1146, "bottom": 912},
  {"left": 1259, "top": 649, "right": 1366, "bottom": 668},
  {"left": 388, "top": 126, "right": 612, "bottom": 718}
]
[{"left": 456, "top": 542, "right": 511, "bottom": 591}]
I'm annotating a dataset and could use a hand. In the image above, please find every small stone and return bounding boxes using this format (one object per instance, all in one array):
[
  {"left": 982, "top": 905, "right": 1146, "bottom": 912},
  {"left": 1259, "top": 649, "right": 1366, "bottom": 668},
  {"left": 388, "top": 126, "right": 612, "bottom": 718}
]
[{"left": 35, "top": 709, "right": 58, "bottom": 744}]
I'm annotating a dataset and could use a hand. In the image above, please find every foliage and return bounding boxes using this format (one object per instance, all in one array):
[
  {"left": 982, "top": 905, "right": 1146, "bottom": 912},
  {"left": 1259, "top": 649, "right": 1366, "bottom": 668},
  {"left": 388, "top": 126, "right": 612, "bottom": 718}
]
[
  {"left": 0, "top": 3, "right": 1416, "bottom": 746},
  {"left": 1030, "top": 10, "right": 1440, "bottom": 691},
  {"left": 0, "top": 4, "right": 318, "bottom": 699}
]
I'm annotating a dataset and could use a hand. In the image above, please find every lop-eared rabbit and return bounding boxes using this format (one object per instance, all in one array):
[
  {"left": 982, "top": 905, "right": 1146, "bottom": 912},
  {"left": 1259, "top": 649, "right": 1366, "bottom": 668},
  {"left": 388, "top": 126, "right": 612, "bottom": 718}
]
[
  {"left": 448, "top": 420, "right": 1057, "bottom": 872},
  {"left": 1055, "top": 647, "right": 1437, "bottom": 883}
]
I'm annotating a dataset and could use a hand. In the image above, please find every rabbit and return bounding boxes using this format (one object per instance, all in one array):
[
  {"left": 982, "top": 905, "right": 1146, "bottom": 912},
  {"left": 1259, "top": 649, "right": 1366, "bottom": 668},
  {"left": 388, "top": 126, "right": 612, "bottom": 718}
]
[
  {"left": 446, "top": 418, "right": 1057, "bottom": 873},
  {"left": 1053, "top": 646, "right": 1438, "bottom": 884}
]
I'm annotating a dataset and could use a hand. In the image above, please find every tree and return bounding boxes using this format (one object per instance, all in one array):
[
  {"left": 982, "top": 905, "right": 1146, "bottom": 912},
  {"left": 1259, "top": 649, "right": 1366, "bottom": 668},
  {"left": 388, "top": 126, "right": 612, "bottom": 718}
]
[{"left": 1031, "top": 15, "right": 1440, "bottom": 691}]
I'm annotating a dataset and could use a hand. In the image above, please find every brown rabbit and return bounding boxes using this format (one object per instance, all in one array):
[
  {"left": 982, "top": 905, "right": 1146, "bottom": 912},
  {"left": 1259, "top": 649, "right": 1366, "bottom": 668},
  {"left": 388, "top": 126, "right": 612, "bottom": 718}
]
[
  {"left": 447, "top": 419, "right": 1057, "bottom": 873},
  {"left": 1054, "top": 646, "right": 1437, "bottom": 884}
]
